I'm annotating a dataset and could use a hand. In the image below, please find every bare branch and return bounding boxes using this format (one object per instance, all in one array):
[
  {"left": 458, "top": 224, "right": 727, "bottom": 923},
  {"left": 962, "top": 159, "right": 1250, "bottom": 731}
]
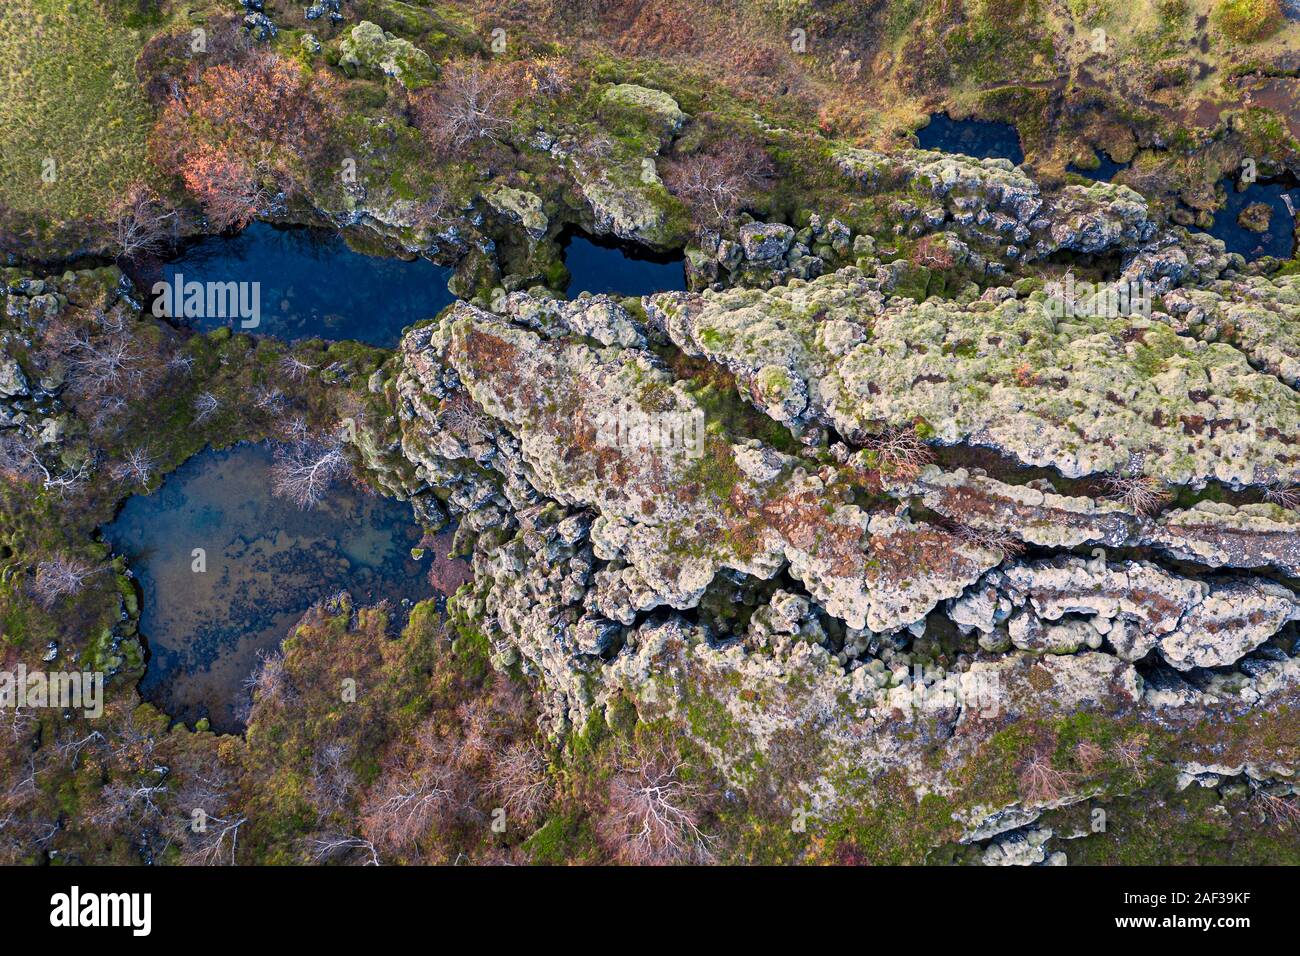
[
  {"left": 30, "top": 555, "right": 103, "bottom": 609},
  {"left": 270, "top": 435, "right": 349, "bottom": 509}
]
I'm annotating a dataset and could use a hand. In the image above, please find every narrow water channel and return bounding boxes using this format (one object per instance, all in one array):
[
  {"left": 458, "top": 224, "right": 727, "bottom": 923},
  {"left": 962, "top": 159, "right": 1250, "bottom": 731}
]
[
  {"left": 138, "top": 222, "right": 457, "bottom": 347},
  {"left": 915, "top": 113, "right": 1025, "bottom": 165},
  {"left": 561, "top": 232, "right": 687, "bottom": 297}
]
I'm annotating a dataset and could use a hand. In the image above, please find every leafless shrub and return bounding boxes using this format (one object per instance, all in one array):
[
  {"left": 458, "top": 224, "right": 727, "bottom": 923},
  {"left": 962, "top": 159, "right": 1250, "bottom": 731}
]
[
  {"left": 1074, "top": 739, "right": 1105, "bottom": 775},
  {"left": 90, "top": 780, "right": 167, "bottom": 829},
  {"left": 1251, "top": 788, "right": 1300, "bottom": 829},
  {"left": 662, "top": 138, "right": 775, "bottom": 227},
  {"left": 414, "top": 183, "right": 451, "bottom": 226},
  {"left": 1101, "top": 473, "right": 1172, "bottom": 515},
  {"left": 55, "top": 318, "right": 155, "bottom": 398},
  {"left": 490, "top": 740, "right": 551, "bottom": 820},
  {"left": 308, "top": 742, "right": 356, "bottom": 822},
  {"left": 31, "top": 555, "right": 101, "bottom": 609},
  {"left": 600, "top": 750, "right": 714, "bottom": 864},
  {"left": 0, "top": 433, "right": 92, "bottom": 497},
  {"left": 166, "top": 352, "right": 196, "bottom": 376},
  {"left": 193, "top": 391, "right": 219, "bottom": 424},
  {"left": 361, "top": 722, "right": 460, "bottom": 853},
  {"left": 415, "top": 61, "right": 518, "bottom": 154},
  {"left": 111, "top": 182, "right": 177, "bottom": 260},
  {"left": 171, "top": 762, "right": 246, "bottom": 865},
  {"left": 950, "top": 523, "right": 1026, "bottom": 559},
  {"left": 270, "top": 435, "right": 348, "bottom": 509},
  {"left": 1111, "top": 732, "right": 1149, "bottom": 783},
  {"left": 862, "top": 425, "right": 935, "bottom": 481},
  {"left": 308, "top": 833, "right": 379, "bottom": 865},
  {"left": 278, "top": 354, "right": 315, "bottom": 382},
  {"left": 277, "top": 415, "right": 310, "bottom": 443},
  {"left": 440, "top": 392, "right": 493, "bottom": 443},
  {"left": 244, "top": 648, "right": 294, "bottom": 711},
  {"left": 90, "top": 396, "right": 128, "bottom": 432},
  {"left": 1262, "top": 482, "right": 1300, "bottom": 511},
  {"left": 180, "top": 809, "right": 247, "bottom": 865},
  {"left": 1018, "top": 750, "right": 1074, "bottom": 804},
  {"left": 112, "top": 447, "right": 156, "bottom": 487},
  {"left": 255, "top": 387, "right": 287, "bottom": 414},
  {"left": 519, "top": 56, "right": 574, "bottom": 97},
  {"left": 56, "top": 730, "right": 106, "bottom": 769}
]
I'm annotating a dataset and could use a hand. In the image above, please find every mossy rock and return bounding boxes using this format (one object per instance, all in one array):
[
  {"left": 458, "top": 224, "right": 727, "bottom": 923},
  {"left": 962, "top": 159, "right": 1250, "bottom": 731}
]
[
  {"left": 598, "top": 84, "right": 687, "bottom": 146},
  {"left": 1213, "top": 0, "right": 1284, "bottom": 42},
  {"left": 338, "top": 20, "right": 437, "bottom": 89}
]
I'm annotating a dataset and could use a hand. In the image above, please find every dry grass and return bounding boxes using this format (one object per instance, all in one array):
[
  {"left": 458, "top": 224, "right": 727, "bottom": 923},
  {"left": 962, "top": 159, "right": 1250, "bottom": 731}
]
[
  {"left": 0, "top": 0, "right": 158, "bottom": 228},
  {"left": 1101, "top": 473, "right": 1173, "bottom": 514}
]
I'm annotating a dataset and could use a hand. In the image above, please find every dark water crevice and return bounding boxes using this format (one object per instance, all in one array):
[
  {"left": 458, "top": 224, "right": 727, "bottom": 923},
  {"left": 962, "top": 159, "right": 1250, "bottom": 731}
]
[
  {"left": 915, "top": 113, "right": 1025, "bottom": 165},
  {"left": 559, "top": 229, "right": 687, "bottom": 298},
  {"left": 1067, "top": 154, "right": 1131, "bottom": 182},
  {"left": 100, "top": 443, "right": 463, "bottom": 733},
  {"left": 128, "top": 221, "right": 457, "bottom": 348},
  {"left": 1194, "top": 175, "right": 1300, "bottom": 261}
]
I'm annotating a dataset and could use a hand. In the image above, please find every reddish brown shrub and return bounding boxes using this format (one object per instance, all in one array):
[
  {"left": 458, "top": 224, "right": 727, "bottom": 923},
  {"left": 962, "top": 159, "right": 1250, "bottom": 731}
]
[
  {"left": 151, "top": 53, "right": 340, "bottom": 224},
  {"left": 413, "top": 61, "right": 524, "bottom": 157},
  {"left": 662, "top": 137, "right": 775, "bottom": 227},
  {"left": 912, "top": 234, "right": 955, "bottom": 270}
]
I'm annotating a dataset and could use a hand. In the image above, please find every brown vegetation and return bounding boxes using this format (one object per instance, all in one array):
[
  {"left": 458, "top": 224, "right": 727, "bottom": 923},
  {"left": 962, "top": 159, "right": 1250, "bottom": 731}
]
[
  {"left": 151, "top": 52, "right": 340, "bottom": 228},
  {"left": 662, "top": 137, "right": 775, "bottom": 227}
]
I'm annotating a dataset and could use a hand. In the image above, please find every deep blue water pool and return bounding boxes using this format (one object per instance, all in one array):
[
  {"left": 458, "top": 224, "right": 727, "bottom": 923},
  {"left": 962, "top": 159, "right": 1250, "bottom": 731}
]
[
  {"left": 916, "top": 113, "right": 1025, "bottom": 165},
  {"left": 1198, "top": 178, "right": 1299, "bottom": 261},
  {"left": 562, "top": 233, "right": 687, "bottom": 297},
  {"left": 145, "top": 222, "right": 456, "bottom": 347}
]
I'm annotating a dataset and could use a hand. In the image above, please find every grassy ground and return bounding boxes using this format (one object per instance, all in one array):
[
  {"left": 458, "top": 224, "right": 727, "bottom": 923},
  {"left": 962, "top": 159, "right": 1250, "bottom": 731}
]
[{"left": 0, "top": 0, "right": 160, "bottom": 236}]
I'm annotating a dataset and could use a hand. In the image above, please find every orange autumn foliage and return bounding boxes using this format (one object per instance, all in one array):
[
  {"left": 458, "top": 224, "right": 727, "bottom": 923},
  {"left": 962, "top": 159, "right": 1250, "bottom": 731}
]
[{"left": 151, "top": 53, "right": 341, "bottom": 228}]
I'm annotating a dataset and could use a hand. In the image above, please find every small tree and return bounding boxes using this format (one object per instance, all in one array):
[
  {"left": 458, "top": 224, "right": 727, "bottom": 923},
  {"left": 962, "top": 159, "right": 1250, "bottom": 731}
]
[
  {"left": 111, "top": 182, "right": 177, "bottom": 260},
  {"left": 169, "top": 760, "right": 247, "bottom": 866},
  {"left": 1251, "top": 788, "right": 1300, "bottom": 829},
  {"left": 662, "top": 138, "right": 775, "bottom": 227},
  {"left": 278, "top": 354, "right": 315, "bottom": 382},
  {"left": 863, "top": 424, "right": 935, "bottom": 481},
  {"left": 490, "top": 740, "right": 551, "bottom": 821},
  {"left": 600, "top": 749, "right": 714, "bottom": 864},
  {"left": 1073, "top": 740, "right": 1105, "bottom": 775},
  {"left": 152, "top": 52, "right": 340, "bottom": 227},
  {"left": 112, "top": 448, "right": 156, "bottom": 488},
  {"left": 360, "top": 721, "right": 459, "bottom": 854},
  {"left": 1101, "top": 473, "right": 1172, "bottom": 515},
  {"left": 193, "top": 392, "right": 220, "bottom": 424},
  {"left": 1111, "top": 732, "right": 1149, "bottom": 783},
  {"left": 270, "top": 435, "right": 349, "bottom": 509},
  {"left": 244, "top": 648, "right": 295, "bottom": 711},
  {"left": 949, "top": 522, "right": 1025, "bottom": 560},
  {"left": 179, "top": 145, "right": 268, "bottom": 233},
  {"left": 1262, "top": 482, "right": 1300, "bottom": 511},
  {"left": 414, "top": 61, "right": 519, "bottom": 155},
  {"left": 1018, "top": 750, "right": 1073, "bottom": 804},
  {"left": 31, "top": 556, "right": 100, "bottom": 609}
]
